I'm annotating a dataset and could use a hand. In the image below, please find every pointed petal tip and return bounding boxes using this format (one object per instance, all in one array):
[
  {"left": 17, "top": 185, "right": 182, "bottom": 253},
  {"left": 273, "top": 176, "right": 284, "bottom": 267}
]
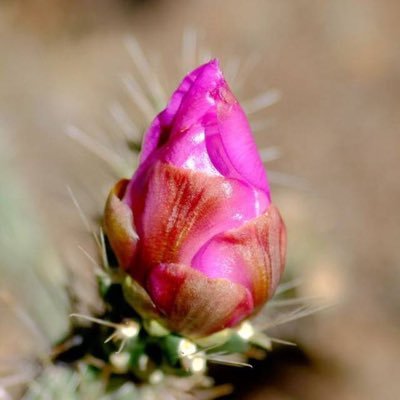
[
  {"left": 195, "top": 58, "right": 223, "bottom": 81},
  {"left": 201, "top": 58, "right": 219, "bottom": 69},
  {"left": 208, "top": 58, "right": 220, "bottom": 70}
]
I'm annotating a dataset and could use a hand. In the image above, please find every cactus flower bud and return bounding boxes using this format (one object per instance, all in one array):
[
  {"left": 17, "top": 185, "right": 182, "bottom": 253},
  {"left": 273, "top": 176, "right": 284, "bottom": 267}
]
[{"left": 104, "top": 60, "right": 286, "bottom": 338}]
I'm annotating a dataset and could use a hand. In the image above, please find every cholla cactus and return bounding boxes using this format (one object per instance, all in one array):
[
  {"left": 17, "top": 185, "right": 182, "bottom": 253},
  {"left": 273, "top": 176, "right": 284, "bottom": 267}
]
[
  {"left": 2, "top": 36, "right": 324, "bottom": 400},
  {"left": 43, "top": 58, "right": 286, "bottom": 400}
]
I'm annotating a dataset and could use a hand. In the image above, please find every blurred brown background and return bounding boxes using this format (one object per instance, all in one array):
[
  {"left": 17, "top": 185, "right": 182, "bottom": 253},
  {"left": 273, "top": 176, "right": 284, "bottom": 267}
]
[{"left": 1, "top": 1, "right": 399, "bottom": 399}]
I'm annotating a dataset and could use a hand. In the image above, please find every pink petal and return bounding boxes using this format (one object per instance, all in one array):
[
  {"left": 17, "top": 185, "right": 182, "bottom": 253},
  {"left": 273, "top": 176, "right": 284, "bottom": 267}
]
[
  {"left": 139, "top": 61, "right": 219, "bottom": 165},
  {"left": 123, "top": 60, "right": 223, "bottom": 210},
  {"left": 103, "top": 179, "right": 138, "bottom": 270},
  {"left": 203, "top": 80, "right": 270, "bottom": 198},
  {"left": 135, "top": 60, "right": 270, "bottom": 202},
  {"left": 129, "top": 163, "right": 265, "bottom": 285},
  {"left": 191, "top": 204, "right": 286, "bottom": 308},
  {"left": 147, "top": 263, "right": 253, "bottom": 337}
]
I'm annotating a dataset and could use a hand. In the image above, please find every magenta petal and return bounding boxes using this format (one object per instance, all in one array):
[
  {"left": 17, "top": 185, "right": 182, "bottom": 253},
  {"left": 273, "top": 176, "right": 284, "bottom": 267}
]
[
  {"left": 128, "top": 163, "right": 266, "bottom": 274},
  {"left": 146, "top": 263, "right": 187, "bottom": 315},
  {"left": 192, "top": 231, "right": 253, "bottom": 293},
  {"left": 139, "top": 60, "right": 220, "bottom": 164},
  {"left": 204, "top": 81, "right": 270, "bottom": 198},
  {"left": 147, "top": 263, "right": 254, "bottom": 337},
  {"left": 191, "top": 205, "right": 286, "bottom": 308},
  {"left": 138, "top": 59, "right": 270, "bottom": 198},
  {"left": 160, "top": 125, "right": 219, "bottom": 175},
  {"left": 126, "top": 60, "right": 270, "bottom": 212}
]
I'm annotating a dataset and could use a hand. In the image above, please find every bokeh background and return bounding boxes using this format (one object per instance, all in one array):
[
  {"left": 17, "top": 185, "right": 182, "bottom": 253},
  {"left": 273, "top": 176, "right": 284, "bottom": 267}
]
[{"left": 1, "top": 1, "right": 399, "bottom": 399}]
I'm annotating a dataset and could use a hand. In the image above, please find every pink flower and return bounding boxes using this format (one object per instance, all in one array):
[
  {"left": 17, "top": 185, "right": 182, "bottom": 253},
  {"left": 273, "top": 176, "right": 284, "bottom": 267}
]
[{"left": 104, "top": 60, "right": 286, "bottom": 337}]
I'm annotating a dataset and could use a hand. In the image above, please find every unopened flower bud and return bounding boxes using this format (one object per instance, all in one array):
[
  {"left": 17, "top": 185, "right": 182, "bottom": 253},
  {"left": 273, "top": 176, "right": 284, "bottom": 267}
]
[{"left": 104, "top": 60, "right": 286, "bottom": 338}]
